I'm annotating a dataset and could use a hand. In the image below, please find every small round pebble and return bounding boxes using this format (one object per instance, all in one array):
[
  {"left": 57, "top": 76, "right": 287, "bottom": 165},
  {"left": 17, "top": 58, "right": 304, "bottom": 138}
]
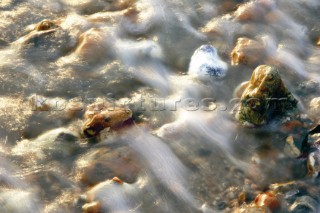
[{"left": 188, "top": 45, "right": 228, "bottom": 79}]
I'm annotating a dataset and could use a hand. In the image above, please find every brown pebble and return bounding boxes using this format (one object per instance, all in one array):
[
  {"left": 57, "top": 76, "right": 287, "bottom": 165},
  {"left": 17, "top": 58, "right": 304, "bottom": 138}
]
[
  {"left": 82, "top": 201, "right": 101, "bottom": 213},
  {"left": 231, "top": 38, "right": 266, "bottom": 65},
  {"left": 36, "top": 20, "right": 57, "bottom": 31},
  {"left": 254, "top": 191, "right": 281, "bottom": 211}
]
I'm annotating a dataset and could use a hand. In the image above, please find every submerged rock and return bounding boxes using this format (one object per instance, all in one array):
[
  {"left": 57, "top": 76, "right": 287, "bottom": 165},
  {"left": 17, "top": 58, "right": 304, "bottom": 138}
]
[
  {"left": 254, "top": 191, "right": 282, "bottom": 211},
  {"left": 74, "top": 146, "right": 141, "bottom": 186},
  {"left": 80, "top": 177, "right": 143, "bottom": 213},
  {"left": 74, "top": 28, "right": 110, "bottom": 63},
  {"left": 233, "top": 0, "right": 275, "bottom": 22},
  {"left": 307, "top": 150, "right": 320, "bottom": 177},
  {"left": 188, "top": 45, "right": 228, "bottom": 79},
  {"left": 231, "top": 37, "right": 266, "bottom": 65},
  {"left": 12, "top": 128, "right": 80, "bottom": 165},
  {"left": 284, "top": 135, "right": 302, "bottom": 158},
  {"left": 17, "top": 19, "right": 75, "bottom": 61},
  {"left": 235, "top": 65, "right": 297, "bottom": 126}
]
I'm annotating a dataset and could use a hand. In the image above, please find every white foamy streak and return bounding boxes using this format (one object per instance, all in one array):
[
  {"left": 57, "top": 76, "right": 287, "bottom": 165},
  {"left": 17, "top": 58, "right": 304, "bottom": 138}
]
[
  {"left": 123, "top": 129, "right": 198, "bottom": 208},
  {"left": 271, "top": 9, "right": 307, "bottom": 41},
  {"left": 291, "top": 0, "right": 320, "bottom": 8},
  {"left": 163, "top": 0, "right": 207, "bottom": 40},
  {"left": 261, "top": 35, "right": 309, "bottom": 78},
  {"left": 157, "top": 110, "right": 250, "bottom": 170},
  {"left": 0, "top": 157, "right": 26, "bottom": 188},
  {"left": 114, "top": 39, "right": 171, "bottom": 94},
  {"left": 276, "top": 50, "right": 309, "bottom": 78},
  {"left": 0, "top": 157, "right": 43, "bottom": 213},
  {"left": 89, "top": 181, "right": 143, "bottom": 213},
  {"left": 137, "top": 0, "right": 206, "bottom": 40},
  {"left": 0, "top": 48, "right": 47, "bottom": 86}
]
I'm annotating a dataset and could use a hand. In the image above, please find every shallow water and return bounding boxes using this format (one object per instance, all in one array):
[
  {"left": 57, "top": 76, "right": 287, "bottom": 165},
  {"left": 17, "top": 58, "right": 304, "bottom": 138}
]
[{"left": 0, "top": 0, "right": 320, "bottom": 212}]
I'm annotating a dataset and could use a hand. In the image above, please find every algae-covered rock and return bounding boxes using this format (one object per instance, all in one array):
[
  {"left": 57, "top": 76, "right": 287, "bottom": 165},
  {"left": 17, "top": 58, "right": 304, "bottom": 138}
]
[{"left": 235, "top": 65, "right": 297, "bottom": 126}]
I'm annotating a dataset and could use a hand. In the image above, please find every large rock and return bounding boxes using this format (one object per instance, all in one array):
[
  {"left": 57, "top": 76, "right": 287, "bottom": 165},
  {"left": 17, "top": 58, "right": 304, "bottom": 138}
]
[{"left": 235, "top": 65, "right": 297, "bottom": 126}]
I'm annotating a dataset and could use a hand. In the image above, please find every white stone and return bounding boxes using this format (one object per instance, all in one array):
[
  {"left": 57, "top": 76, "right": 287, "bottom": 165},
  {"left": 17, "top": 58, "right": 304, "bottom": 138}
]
[{"left": 188, "top": 45, "right": 228, "bottom": 79}]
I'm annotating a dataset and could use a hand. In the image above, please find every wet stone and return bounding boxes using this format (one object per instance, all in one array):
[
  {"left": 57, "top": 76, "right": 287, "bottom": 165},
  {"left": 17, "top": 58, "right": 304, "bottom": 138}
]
[
  {"left": 231, "top": 37, "right": 266, "bottom": 65},
  {"left": 82, "top": 99, "right": 133, "bottom": 138},
  {"left": 254, "top": 191, "right": 281, "bottom": 211},
  {"left": 235, "top": 65, "right": 298, "bottom": 126},
  {"left": 36, "top": 20, "right": 58, "bottom": 31},
  {"left": 284, "top": 135, "right": 302, "bottom": 158},
  {"left": 188, "top": 44, "right": 228, "bottom": 79},
  {"left": 307, "top": 150, "right": 320, "bottom": 177},
  {"left": 12, "top": 128, "right": 80, "bottom": 165},
  {"left": 18, "top": 19, "right": 75, "bottom": 61},
  {"left": 74, "top": 146, "right": 141, "bottom": 186},
  {"left": 80, "top": 177, "right": 147, "bottom": 213},
  {"left": 75, "top": 28, "right": 110, "bottom": 63}
]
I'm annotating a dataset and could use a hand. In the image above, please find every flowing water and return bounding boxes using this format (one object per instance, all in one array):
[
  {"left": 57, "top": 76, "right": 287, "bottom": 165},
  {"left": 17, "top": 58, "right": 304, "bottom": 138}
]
[{"left": 0, "top": 0, "right": 320, "bottom": 212}]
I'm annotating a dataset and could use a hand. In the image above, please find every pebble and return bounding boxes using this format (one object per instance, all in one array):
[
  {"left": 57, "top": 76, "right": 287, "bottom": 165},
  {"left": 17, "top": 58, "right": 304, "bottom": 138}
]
[
  {"left": 284, "top": 135, "right": 302, "bottom": 158},
  {"left": 80, "top": 177, "right": 143, "bottom": 213},
  {"left": 75, "top": 28, "right": 109, "bottom": 63},
  {"left": 188, "top": 44, "right": 228, "bottom": 79},
  {"left": 231, "top": 37, "right": 266, "bottom": 65},
  {"left": 235, "top": 65, "right": 297, "bottom": 126},
  {"left": 307, "top": 150, "right": 320, "bottom": 177},
  {"left": 254, "top": 191, "right": 281, "bottom": 211}
]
